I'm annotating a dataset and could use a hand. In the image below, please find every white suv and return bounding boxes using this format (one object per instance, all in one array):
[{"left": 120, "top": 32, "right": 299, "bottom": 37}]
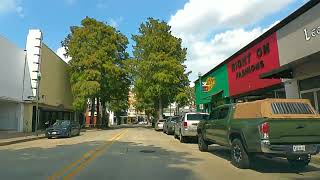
[
  {"left": 174, "top": 112, "right": 208, "bottom": 143},
  {"left": 155, "top": 119, "right": 165, "bottom": 131}
]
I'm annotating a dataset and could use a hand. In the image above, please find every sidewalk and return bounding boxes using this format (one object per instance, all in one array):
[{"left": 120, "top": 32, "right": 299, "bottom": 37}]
[
  {"left": 0, "top": 131, "right": 45, "bottom": 146},
  {"left": 311, "top": 154, "right": 320, "bottom": 165}
]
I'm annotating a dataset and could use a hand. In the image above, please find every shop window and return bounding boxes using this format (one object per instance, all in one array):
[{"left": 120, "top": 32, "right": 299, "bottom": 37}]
[
  {"left": 301, "top": 92, "right": 316, "bottom": 109},
  {"left": 299, "top": 75, "right": 320, "bottom": 91}
]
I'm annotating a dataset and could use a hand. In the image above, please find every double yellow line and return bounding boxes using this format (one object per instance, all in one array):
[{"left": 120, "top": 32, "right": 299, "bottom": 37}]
[{"left": 48, "top": 129, "right": 128, "bottom": 180}]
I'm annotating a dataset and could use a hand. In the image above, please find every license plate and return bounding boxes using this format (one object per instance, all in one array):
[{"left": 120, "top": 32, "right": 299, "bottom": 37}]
[
  {"left": 293, "top": 145, "right": 305, "bottom": 152},
  {"left": 52, "top": 132, "right": 57, "bottom": 135}
]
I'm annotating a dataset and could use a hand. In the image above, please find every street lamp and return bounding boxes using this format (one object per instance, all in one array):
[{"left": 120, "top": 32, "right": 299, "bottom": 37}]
[{"left": 198, "top": 72, "right": 202, "bottom": 112}]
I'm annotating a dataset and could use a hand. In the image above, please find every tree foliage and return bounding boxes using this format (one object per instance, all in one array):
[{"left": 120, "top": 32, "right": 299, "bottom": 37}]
[
  {"left": 132, "top": 18, "right": 190, "bottom": 119},
  {"left": 62, "top": 17, "right": 130, "bottom": 126}
]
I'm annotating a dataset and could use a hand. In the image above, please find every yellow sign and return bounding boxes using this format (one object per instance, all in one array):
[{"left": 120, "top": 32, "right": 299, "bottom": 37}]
[{"left": 202, "top": 77, "right": 216, "bottom": 92}]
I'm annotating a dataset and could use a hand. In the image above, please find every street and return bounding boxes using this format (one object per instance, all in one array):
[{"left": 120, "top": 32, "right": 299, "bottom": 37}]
[{"left": 0, "top": 125, "right": 319, "bottom": 180}]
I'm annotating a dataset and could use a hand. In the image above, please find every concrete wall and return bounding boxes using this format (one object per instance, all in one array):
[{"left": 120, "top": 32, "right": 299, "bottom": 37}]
[
  {"left": 23, "top": 103, "right": 33, "bottom": 132},
  {"left": 39, "top": 44, "right": 73, "bottom": 110},
  {"left": 277, "top": 3, "right": 320, "bottom": 66},
  {"left": 0, "top": 101, "right": 22, "bottom": 131},
  {"left": 0, "top": 36, "right": 28, "bottom": 102}
]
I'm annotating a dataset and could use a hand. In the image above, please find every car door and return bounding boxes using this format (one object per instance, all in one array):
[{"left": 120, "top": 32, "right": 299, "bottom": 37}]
[
  {"left": 212, "top": 106, "right": 230, "bottom": 146},
  {"left": 205, "top": 110, "right": 218, "bottom": 140}
]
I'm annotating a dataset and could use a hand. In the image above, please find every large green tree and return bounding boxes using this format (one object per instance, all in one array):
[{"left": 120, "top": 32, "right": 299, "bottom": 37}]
[
  {"left": 132, "top": 18, "right": 189, "bottom": 120},
  {"left": 62, "top": 17, "right": 130, "bottom": 127}
]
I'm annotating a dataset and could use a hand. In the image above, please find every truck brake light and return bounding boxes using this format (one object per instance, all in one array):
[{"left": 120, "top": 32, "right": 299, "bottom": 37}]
[
  {"left": 184, "top": 121, "right": 188, "bottom": 128},
  {"left": 259, "top": 122, "right": 269, "bottom": 139}
]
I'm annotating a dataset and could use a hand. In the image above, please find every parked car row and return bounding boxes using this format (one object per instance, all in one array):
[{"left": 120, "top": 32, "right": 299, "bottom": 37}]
[
  {"left": 156, "top": 98, "right": 320, "bottom": 170},
  {"left": 156, "top": 112, "right": 209, "bottom": 143}
]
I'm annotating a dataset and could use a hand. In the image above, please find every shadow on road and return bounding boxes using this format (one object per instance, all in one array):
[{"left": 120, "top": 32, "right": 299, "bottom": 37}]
[
  {"left": 207, "top": 145, "right": 320, "bottom": 174},
  {"left": 0, "top": 136, "right": 202, "bottom": 179}
]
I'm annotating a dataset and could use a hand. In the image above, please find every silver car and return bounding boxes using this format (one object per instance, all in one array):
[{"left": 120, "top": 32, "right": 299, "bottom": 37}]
[
  {"left": 174, "top": 112, "right": 208, "bottom": 143},
  {"left": 155, "top": 119, "right": 165, "bottom": 131}
]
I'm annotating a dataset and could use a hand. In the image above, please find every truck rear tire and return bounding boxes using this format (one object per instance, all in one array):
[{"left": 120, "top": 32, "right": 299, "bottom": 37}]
[
  {"left": 231, "top": 138, "right": 250, "bottom": 169},
  {"left": 198, "top": 134, "right": 208, "bottom": 152}
]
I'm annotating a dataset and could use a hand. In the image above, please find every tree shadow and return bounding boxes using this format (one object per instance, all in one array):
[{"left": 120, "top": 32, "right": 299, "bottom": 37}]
[
  {"left": 0, "top": 138, "right": 202, "bottom": 180},
  {"left": 207, "top": 145, "right": 320, "bottom": 174}
]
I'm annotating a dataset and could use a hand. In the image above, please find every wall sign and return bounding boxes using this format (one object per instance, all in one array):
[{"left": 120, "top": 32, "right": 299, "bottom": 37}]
[
  {"left": 202, "top": 77, "right": 216, "bottom": 92},
  {"left": 227, "top": 32, "right": 281, "bottom": 97},
  {"left": 304, "top": 25, "right": 320, "bottom": 41}
]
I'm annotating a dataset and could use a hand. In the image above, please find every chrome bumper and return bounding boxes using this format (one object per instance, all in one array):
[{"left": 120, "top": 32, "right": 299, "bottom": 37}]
[{"left": 260, "top": 140, "right": 320, "bottom": 155}]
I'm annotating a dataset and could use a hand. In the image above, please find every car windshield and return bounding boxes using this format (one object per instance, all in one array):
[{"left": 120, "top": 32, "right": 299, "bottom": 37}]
[
  {"left": 53, "top": 120, "right": 70, "bottom": 127},
  {"left": 187, "top": 114, "right": 208, "bottom": 121}
]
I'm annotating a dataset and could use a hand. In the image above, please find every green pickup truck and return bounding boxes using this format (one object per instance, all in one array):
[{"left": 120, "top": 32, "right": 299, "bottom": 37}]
[{"left": 197, "top": 98, "right": 320, "bottom": 169}]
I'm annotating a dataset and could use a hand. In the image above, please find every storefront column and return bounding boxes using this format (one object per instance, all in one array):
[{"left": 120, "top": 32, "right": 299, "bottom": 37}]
[{"left": 284, "top": 80, "right": 299, "bottom": 99}]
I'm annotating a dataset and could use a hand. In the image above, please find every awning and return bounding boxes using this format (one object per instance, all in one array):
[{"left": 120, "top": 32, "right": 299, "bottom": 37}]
[
  {"left": 260, "top": 51, "right": 320, "bottom": 79},
  {"left": 202, "top": 90, "right": 223, "bottom": 100},
  {"left": 260, "top": 64, "right": 293, "bottom": 79}
]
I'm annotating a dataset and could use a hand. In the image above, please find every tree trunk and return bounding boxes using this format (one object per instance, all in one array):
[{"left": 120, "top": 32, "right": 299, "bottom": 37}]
[
  {"left": 96, "top": 97, "right": 100, "bottom": 128},
  {"left": 158, "top": 96, "right": 163, "bottom": 120},
  {"left": 101, "top": 100, "right": 108, "bottom": 128},
  {"left": 116, "top": 112, "right": 121, "bottom": 125},
  {"left": 90, "top": 98, "right": 95, "bottom": 128},
  {"left": 147, "top": 113, "right": 150, "bottom": 125}
]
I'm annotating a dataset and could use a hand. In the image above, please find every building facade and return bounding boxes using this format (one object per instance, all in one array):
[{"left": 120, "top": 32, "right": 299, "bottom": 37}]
[
  {"left": 195, "top": 0, "right": 320, "bottom": 113},
  {"left": 0, "top": 29, "right": 77, "bottom": 132}
]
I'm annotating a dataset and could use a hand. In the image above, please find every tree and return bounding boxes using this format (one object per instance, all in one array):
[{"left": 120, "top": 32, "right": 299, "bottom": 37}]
[
  {"left": 62, "top": 17, "right": 130, "bottom": 127},
  {"left": 175, "top": 86, "right": 196, "bottom": 113},
  {"left": 132, "top": 18, "right": 189, "bottom": 120}
]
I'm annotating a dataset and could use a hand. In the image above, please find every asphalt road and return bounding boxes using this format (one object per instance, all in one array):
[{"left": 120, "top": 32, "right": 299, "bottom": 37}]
[{"left": 0, "top": 125, "right": 319, "bottom": 180}]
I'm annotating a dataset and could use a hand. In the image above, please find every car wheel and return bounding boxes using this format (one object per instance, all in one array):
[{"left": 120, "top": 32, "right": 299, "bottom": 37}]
[
  {"left": 231, "top": 138, "right": 250, "bottom": 169},
  {"left": 174, "top": 132, "right": 178, "bottom": 139},
  {"left": 198, "top": 133, "right": 208, "bottom": 152},
  {"left": 288, "top": 158, "right": 310, "bottom": 170},
  {"left": 68, "top": 129, "right": 72, "bottom": 138},
  {"left": 179, "top": 131, "right": 186, "bottom": 143}
]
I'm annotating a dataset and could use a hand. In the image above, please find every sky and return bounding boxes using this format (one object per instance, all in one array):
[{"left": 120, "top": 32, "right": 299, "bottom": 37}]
[{"left": 0, "top": 0, "right": 309, "bottom": 84}]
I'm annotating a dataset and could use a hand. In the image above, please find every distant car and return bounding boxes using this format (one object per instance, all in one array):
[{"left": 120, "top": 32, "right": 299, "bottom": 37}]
[
  {"left": 155, "top": 119, "right": 165, "bottom": 131},
  {"left": 174, "top": 112, "right": 208, "bottom": 143},
  {"left": 163, "top": 116, "right": 180, "bottom": 135},
  {"left": 46, "top": 120, "right": 81, "bottom": 139}
]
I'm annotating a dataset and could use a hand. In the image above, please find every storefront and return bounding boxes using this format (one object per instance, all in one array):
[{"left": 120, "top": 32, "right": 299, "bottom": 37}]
[
  {"left": 261, "top": 0, "right": 320, "bottom": 112},
  {"left": 227, "top": 32, "right": 284, "bottom": 102},
  {"left": 195, "top": 64, "right": 230, "bottom": 113}
]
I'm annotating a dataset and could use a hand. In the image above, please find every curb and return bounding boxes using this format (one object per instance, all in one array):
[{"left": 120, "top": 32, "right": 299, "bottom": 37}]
[{"left": 0, "top": 136, "right": 46, "bottom": 146}]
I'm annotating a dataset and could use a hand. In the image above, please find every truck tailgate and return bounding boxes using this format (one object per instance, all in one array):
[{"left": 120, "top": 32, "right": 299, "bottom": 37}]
[{"left": 268, "top": 119, "right": 320, "bottom": 144}]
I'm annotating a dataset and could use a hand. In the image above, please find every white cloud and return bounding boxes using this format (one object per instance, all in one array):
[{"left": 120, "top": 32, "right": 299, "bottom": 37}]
[
  {"left": 109, "top": 17, "right": 123, "bottom": 28},
  {"left": 169, "top": 0, "right": 294, "bottom": 82},
  {"left": 0, "top": 0, "right": 24, "bottom": 17},
  {"left": 56, "top": 47, "right": 71, "bottom": 63}
]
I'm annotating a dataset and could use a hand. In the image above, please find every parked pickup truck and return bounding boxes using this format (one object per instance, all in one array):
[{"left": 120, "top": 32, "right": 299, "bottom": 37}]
[{"left": 197, "top": 99, "right": 320, "bottom": 169}]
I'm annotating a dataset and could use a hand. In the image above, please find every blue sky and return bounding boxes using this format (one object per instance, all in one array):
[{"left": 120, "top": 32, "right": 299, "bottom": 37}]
[
  {"left": 0, "top": 0, "right": 309, "bottom": 81},
  {"left": 0, "top": 0, "right": 187, "bottom": 51}
]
